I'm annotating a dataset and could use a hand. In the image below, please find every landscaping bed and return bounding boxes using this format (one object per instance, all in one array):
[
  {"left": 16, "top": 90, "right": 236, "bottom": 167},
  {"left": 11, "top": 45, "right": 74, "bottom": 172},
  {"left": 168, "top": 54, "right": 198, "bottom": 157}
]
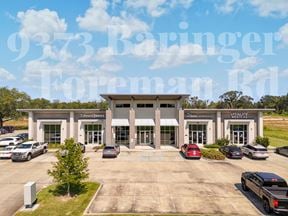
[{"left": 201, "top": 149, "right": 225, "bottom": 160}]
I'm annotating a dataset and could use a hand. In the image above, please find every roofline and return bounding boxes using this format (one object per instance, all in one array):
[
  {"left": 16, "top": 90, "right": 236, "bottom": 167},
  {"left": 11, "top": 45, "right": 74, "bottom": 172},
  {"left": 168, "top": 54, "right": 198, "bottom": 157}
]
[
  {"left": 100, "top": 93, "right": 190, "bottom": 100},
  {"left": 17, "top": 109, "right": 103, "bottom": 112},
  {"left": 184, "top": 108, "right": 275, "bottom": 111}
]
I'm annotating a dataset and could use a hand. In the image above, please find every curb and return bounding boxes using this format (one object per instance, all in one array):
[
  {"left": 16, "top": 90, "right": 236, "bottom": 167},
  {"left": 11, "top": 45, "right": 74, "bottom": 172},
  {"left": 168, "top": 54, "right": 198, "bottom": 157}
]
[{"left": 83, "top": 183, "right": 103, "bottom": 216}]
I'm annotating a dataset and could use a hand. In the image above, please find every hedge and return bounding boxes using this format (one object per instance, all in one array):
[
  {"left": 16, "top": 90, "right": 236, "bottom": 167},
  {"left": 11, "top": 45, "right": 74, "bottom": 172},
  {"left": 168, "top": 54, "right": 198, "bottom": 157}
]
[
  {"left": 204, "top": 144, "right": 220, "bottom": 149},
  {"left": 201, "top": 149, "right": 225, "bottom": 160}
]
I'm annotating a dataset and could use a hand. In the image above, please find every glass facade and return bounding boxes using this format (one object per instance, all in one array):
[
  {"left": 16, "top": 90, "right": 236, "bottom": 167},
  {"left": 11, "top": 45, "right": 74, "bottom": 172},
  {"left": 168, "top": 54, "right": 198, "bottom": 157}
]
[
  {"left": 115, "top": 126, "right": 129, "bottom": 145},
  {"left": 160, "top": 126, "right": 176, "bottom": 145},
  {"left": 189, "top": 124, "right": 207, "bottom": 145},
  {"left": 137, "top": 126, "right": 154, "bottom": 145},
  {"left": 84, "top": 124, "right": 102, "bottom": 145},
  {"left": 44, "top": 124, "right": 61, "bottom": 144},
  {"left": 230, "top": 124, "right": 248, "bottom": 145}
]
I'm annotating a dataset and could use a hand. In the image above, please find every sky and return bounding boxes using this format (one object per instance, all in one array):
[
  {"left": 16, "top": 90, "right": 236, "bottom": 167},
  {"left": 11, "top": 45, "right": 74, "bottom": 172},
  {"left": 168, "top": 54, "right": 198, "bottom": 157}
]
[{"left": 0, "top": 0, "right": 288, "bottom": 102}]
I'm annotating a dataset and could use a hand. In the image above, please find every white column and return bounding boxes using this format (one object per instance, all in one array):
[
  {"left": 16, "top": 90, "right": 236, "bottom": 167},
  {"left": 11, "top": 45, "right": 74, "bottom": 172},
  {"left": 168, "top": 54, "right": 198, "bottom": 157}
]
[
  {"left": 69, "top": 111, "right": 74, "bottom": 139},
  {"left": 28, "top": 112, "right": 33, "bottom": 140},
  {"left": 216, "top": 111, "right": 221, "bottom": 139},
  {"left": 258, "top": 112, "right": 263, "bottom": 137}
]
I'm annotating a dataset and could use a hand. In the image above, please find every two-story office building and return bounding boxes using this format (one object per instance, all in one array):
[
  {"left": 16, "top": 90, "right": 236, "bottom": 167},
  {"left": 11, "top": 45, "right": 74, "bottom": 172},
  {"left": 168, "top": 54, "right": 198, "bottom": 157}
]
[{"left": 19, "top": 94, "right": 272, "bottom": 149}]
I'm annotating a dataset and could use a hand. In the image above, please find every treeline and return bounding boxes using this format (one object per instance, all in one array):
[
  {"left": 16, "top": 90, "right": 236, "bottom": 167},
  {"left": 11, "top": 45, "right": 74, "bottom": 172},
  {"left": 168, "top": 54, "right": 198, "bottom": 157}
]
[{"left": 1, "top": 87, "right": 288, "bottom": 126}]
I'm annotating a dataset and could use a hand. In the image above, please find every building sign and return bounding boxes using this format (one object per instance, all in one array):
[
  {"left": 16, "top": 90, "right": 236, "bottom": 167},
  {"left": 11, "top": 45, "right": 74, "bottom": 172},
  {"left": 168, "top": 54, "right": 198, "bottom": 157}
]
[
  {"left": 79, "top": 113, "right": 105, "bottom": 119},
  {"left": 230, "top": 112, "right": 248, "bottom": 119},
  {"left": 184, "top": 113, "right": 213, "bottom": 119}
]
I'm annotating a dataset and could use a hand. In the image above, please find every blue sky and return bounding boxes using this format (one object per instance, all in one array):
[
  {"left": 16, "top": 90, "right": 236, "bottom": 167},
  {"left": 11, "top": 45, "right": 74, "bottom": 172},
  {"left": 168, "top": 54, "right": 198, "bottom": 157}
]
[{"left": 0, "top": 0, "right": 288, "bottom": 102}]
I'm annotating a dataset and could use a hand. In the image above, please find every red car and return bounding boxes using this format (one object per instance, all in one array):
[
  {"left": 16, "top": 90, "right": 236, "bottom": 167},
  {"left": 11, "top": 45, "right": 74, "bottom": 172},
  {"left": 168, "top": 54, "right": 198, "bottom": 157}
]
[{"left": 181, "top": 144, "right": 201, "bottom": 159}]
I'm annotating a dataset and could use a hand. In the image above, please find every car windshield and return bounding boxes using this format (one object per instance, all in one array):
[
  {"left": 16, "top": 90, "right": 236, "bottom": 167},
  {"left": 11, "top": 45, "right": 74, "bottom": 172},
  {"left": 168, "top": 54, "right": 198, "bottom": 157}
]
[
  {"left": 229, "top": 146, "right": 240, "bottom": 151},
  {"left": 5, "top": 146, "right": 14, "bottom": 150},
  {"left": 255, "top": 148, "right": 267, "bottom": 152},
  {"left": 188, "top": 148, "right": 199, "bottom": 151},
  {"left": 17, "top": 144, "right": 32, "bottom": 149},
  {"left": 263, "top": 181, "right": 288, "bottom": 187},
  {"left": 104, "top": 146, "right": 115, "bottom": 150}
]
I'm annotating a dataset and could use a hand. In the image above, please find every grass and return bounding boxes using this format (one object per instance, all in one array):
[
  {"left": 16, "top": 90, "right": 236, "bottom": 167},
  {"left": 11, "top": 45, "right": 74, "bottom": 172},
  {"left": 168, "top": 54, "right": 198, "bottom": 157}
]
[
  {"left": 16, "top": 182, "right": 100, "bottom": 216},
  {"left": 48, "top": 143, "right": 61, "bottom": 149},
  {"left": 4, "top": 118, "right": 28, "bottom": 130},
  {"left": 264, "top": 116, "right": 288, "bottom": 147}
]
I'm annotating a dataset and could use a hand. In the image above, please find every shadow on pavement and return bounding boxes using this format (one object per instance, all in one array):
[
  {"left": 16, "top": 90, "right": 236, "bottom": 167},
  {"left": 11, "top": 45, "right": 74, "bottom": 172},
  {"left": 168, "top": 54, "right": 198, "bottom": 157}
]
[{"left": 235, "top": 183, "right": 278, "bottom": 216}]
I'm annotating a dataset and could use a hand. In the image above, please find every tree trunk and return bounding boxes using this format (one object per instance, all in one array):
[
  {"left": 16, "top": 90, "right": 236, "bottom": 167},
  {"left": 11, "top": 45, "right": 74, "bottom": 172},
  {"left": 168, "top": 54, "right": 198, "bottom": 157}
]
[
  {"left": 67, "top": 183, "right": 70, "bottom": 197},
  {"left": 0, "top": 118, "right": 3, "bottom": 128}
]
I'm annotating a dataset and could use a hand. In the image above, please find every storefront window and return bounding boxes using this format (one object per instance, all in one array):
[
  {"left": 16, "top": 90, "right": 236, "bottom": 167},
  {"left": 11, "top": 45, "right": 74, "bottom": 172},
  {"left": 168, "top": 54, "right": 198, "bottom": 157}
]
[
  {"left": 44, "top": 124, "right": 61, "bottom": 144},
  {"left": 161, "top": 126, "right": 176, "bottom": 145},
  {"left": 84, "top": 124, "right": 102, "bottom": 145},
  {"left": 189, "top": 124, "right": 207, "bottom": 145},
  {"left": 230, "top": 124, "right": 248, "bottom": 145},
  {"left": 115, "top": 126, "right": 129, "bottom": 145},
  {"left": 137, "top": 126, "right": 154, "bottom": 145}
]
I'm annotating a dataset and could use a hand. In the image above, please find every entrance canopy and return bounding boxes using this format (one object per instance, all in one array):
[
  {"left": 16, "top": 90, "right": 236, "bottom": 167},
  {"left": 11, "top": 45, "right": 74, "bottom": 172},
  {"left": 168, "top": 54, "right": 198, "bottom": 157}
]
[
  {"left": 111, "top": 119, "right": 129, "bottom": 126},
  {"left": 135, "top": 119, "right": 155, "bottom": 126},
  {"left": 160, "top": 119, "right": 179, "bottom": 126}
]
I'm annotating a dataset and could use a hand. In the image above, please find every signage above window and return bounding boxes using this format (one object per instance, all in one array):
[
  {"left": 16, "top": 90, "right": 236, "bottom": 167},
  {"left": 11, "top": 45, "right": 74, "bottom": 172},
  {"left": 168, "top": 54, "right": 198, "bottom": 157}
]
[
  {"left": 79, "top": 114, "right": 105, "bottom": 119},
  {"left": 230, "top": 112, "right": 248, "bottom": 119}
]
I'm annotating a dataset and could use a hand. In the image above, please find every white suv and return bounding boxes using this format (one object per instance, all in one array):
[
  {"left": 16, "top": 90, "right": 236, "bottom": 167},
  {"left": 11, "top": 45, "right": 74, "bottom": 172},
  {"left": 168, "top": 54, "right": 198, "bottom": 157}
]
[
  {"left": 0, "top": 137, "right": 23, "bottom": 147},
  {"left": 242, "top": 144, "right": 269, "bottom": 159}
]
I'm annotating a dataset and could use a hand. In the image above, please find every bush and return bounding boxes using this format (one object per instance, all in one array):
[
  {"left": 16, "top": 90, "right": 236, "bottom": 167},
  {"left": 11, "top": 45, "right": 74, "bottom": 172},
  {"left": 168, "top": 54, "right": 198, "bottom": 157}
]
[
  {"left": 215, "top": 138, "right": 230, "bottom": 146},
  {"left": 204, "top": 144, "right": 220, "bottom": 149},
  {"left": 201, "top": 149, "right": 225, "bottom": 160},
  {"left": 256, "top": 136, "right": 270, "bottom": 147}
]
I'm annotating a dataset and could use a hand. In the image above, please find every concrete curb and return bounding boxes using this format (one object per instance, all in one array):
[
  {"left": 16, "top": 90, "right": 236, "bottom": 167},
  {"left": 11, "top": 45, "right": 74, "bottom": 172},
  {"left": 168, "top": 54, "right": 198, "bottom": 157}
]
[{"left": 83, "top": 183, "right": 103, "bottom": 216}]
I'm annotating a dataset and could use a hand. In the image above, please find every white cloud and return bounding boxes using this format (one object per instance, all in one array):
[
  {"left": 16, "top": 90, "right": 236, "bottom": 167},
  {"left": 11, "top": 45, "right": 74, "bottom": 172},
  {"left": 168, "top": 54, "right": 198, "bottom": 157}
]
[
  {"left": 0, "top": 67, "right": 15, "bottom": 80},
  {"left": 95, "top": 47, "right": 116, "bottom": 62},
  {"left": 233, "top": 56, "right": 260, "bottom": 70},
  {"left": 77, "top": 0, "right": 149, "bottom": 38},
  {"left": 279, "top": 23, "right": 288, "bottom": 45},
  {"left": 215, "top": 0, "right": 239, "bottom": 14},
  {"left": 132, "top": 39, "right": 158, "bottom": 59},
  {"left": 99, "top": 62, "right": 122, "bottom": 72},
  {"left": 250, "top": 0, "right": 288, "bottom": 17},
  {"left": 150, "top": 43, "right": 205, "bottom": 69},
  {"left": 126, "top": 0, "right": 194, "bottom": 17},
  {"left": 17, "top": 9, "right": 67, "bottom": 42}
]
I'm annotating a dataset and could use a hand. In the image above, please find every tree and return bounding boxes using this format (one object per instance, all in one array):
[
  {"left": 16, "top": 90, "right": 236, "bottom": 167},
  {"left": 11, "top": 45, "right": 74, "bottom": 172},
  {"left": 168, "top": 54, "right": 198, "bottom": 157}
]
[
  {"left": 218, "top": 91, "right": 254, "bottom": 108},
  {"left": 188, "top": 96, "right": 209, "bottom": 109},
  {"left": 48, "top": 138, "right": 89, "bottom": 196},
  {"left": 0, "top": 87, "right": 30, "bottom": 127}
]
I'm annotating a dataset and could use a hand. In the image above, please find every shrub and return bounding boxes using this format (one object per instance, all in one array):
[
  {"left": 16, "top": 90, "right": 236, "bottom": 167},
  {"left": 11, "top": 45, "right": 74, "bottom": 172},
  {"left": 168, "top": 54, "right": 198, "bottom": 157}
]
[
  {"left": 215, "top": 138, "right": 230, "bottom": 146},
  {"left": 256, "top": 136, "right": 270, "bottom": 147},
  {"left": 201, "top": 149, "right": 225, "bottom": 160},
  {"left": 204, "top": 144, "right": 220, "bottom": 149}
]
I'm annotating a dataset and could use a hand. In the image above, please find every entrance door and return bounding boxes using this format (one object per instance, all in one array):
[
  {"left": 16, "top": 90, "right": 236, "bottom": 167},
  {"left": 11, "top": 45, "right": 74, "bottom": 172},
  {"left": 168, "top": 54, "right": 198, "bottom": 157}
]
[
  {"left": 189, "top": 124, "right": 207, "bottom": 145},
  {"left": 139, "top": 131, "right": 151, "bottom": 145},
  {"left": 230, "top": 125, "right": 247, "bottom": 145}
]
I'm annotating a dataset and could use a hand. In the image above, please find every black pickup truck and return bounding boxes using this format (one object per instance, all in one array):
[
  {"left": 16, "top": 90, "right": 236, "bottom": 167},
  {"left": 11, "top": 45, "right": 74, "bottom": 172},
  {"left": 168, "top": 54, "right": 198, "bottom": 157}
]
[{"left": 241, "top": 172, "right": 288, "bottom": 214}]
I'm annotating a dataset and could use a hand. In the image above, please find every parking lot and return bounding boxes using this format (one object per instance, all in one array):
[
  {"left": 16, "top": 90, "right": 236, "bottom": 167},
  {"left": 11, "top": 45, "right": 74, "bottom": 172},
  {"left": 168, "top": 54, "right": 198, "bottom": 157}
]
[{"left": 0, "top": 149, "right": 287, "bottom": 216}]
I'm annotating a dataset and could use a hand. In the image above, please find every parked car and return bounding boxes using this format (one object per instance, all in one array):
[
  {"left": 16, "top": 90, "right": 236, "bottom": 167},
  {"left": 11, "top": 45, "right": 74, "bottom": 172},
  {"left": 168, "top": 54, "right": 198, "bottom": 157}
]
[
  {"left": 0, "top": 137, "right": 23, "bottom": 147},
  {"left": 181, "top": 144, "right": 201, "bottom": 159},
  {"left": 0, "top": 128, "right": 8, "bottom": 135},
  {"left": 241, "top": 172, "right": 288, "bottom": 214},
  {"left": 275, "top": 146, "right": 288, "bottom": 157},
  {"left": 60, "top": 142, "right": 86, "bottom": 157},
  {"left": 242, "top": 144, "right": 269, "bottom": 159},
  {"left": 0, "top": 146, "right": 17, "bottom": 159},
  {"left": 102, "top": 144, "right": 120, "bottom": 158},
  {"left": 11, "top": 141, "right": 48, "bottom": 161},
  {"left": 219, "top": 145, "right": 243, "bottom": 159},
  {"left": 16, "top": 133, "right": 29, "bottom": 140},
  {"left": 2, "top": 126, "right": 15, "bottom": 133}
]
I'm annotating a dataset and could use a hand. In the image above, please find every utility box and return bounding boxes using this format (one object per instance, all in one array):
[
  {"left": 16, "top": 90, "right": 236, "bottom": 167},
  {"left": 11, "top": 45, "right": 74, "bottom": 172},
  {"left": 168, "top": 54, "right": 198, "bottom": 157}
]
[{"left": 24, "top": 182, "right": 36, "bottom": 208}]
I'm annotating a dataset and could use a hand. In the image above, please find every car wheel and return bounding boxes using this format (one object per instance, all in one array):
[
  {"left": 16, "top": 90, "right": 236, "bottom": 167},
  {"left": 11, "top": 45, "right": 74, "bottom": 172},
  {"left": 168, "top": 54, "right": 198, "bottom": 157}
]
[
  {"left": 27, "top": 154, "right": 32, "bottom": 161},
  {"left": 241, "top": 179, "right": 249, "bottom": 191},
  {"left": 263, "top": 199, "right": 272, "bottom": 214},
  {"left": 249, "top": 153, "right": 253, "bottom": 159}
]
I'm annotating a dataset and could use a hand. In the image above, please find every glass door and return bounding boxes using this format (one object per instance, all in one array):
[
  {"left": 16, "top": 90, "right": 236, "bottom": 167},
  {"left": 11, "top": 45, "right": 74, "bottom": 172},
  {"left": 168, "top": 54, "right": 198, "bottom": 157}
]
[
  {"left": 230, "top": 125, "right": 247, "bottom": 145},
  {"left": 189, "top": 124, "right": 207, "bottom": 145}
]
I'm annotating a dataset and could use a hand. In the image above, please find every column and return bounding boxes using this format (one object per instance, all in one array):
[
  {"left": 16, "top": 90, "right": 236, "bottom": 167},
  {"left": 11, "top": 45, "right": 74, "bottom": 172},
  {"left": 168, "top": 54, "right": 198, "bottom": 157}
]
[
  {"left": 28, "top": 112, "right": 34, "bottom": 140},
  {"left": 258, "top": 112, "right": 263, "bottom": 137},
  {"left": 69, "top": 111, "right": 74, "bottom": 139},
  {"left": 216, "top": 111, "right": 222, "bottom": 140},
  {"left": 105, "top": 109, "right": 112, "bottom": 145},
  {"left": 154, "top": 98, "right": 161, "bottom": 149},
  {"left": 178, "top": 109, "right": 184, "bottom": 149},
  {"left": 129, "top": 106, "right": 135, "bottom": 149}
]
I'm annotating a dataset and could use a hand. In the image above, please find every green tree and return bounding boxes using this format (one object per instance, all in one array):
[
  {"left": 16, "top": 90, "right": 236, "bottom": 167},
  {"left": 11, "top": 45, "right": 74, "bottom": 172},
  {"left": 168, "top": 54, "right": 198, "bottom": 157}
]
[
  {"left": 0, "top": 87, "right": 30, "bottom": 127},
  {"left": 48, "top": 138, "right": 89, "bottom": 196},
  {"left": 218, "top": 91, "right": 254, "bottom": 108}
]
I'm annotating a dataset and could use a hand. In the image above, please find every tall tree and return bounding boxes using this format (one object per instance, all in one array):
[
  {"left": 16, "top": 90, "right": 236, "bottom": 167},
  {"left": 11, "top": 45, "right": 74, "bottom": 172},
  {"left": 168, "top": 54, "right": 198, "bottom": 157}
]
[
  {"left": 0, "top": 87, "right": 30, "bottom": 127},
  {"left": 218, "top": 91, "right": 254, "bottom": 108}
]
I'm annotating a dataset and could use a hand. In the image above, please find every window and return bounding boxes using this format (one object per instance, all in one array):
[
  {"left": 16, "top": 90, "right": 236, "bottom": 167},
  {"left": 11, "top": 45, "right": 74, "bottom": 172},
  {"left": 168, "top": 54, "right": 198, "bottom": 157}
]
[
  {"left": 115, "top": 104, "right": 130, "bottom": 108},
  {"left": 84, "top": 124, "right": 102, "bottom": 145},
  {"left": 161, "top": 126, "right": 176, "bottom": 145},
  {"left": 115, "top": 126, "right": 129, "bottom": 145},
  {"left": 230, "top": 124, "right": 248, "bottom": 145},
  {"left": 137, "top": 103, "right": 153, "bottom": 108},
  {"left": 188, "top": 124, "right": 207, "bottom": 145},
  {"left": 160, "top": 104, "right": 175, "bottom": 108},
  {"left": 44, "top": 124, "right": 61, "bottom": 144}
]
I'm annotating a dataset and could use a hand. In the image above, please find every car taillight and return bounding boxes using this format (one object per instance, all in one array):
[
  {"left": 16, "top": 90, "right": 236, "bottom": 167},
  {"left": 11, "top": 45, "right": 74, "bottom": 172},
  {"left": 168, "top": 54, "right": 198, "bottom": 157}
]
[{"left": 273, "top": 199, "right": 278, "bottom": 208}]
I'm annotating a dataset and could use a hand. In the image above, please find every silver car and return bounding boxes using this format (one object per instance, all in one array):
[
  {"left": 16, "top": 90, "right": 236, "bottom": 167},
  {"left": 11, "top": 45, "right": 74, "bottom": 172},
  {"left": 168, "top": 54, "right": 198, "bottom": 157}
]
[
  {"left": 102, "top": 145, "right": 120, "bottom": 158},
  {"left": 242, "top": 144, "right": 269, "bottom": 159}
]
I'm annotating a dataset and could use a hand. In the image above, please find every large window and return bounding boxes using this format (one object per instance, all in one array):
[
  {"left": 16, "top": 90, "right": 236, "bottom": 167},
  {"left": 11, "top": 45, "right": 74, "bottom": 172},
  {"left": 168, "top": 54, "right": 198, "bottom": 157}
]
[
  {"left": 115, "top": 126, "right": 129, "bottom": 145},
  {"left": 115, "top": 104, "right": 130, "bottom": 108},
  {"left": 137, "top": 103, "right": 153, "bottom": 108},
  {"left": 137, "top": 126, "right": 154, "bottom": 145},
  {"left": 230, "top": 124, "right": 248, "bottom": 145},
  {"left": 160, "top": 103, "right": 175, "bottom": 108},
  {"left": 189, "top": 124, "right": 207, "bottom": 145},
  {"left": 44, "top": 124, "right": 61, "bottom": 144},
  {"left": 84, "top": 124, "right": 102, "bottom": 145},
  {"left": 161, "top": 126, "right": 176, "bottom": 145}
]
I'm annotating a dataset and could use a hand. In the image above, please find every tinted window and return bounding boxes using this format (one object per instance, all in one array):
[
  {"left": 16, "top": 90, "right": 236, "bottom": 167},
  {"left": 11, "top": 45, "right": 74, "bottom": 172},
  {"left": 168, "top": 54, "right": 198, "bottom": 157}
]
[
  {"left": 263, "top": 181, "right": 287, "bottom": 187},
  {"left": 115, "top": 104, "right": 130, "bottom": 108},
  {"left": 137, "top": 104, "right": 153, "bottom": 108},
  {"left": 160, "top": 104, "right": 175, "bottom": 108},
  {"left": 17, "top": 144, "right": 32, "bottom": 149},
  {"left": 104, "top": 146, "right": 115, "bottom": 150},
  {"left": 255, "top": 148, "right": 267, "bottom": 152},
  {"left": 229, "top": 146, "right": 241, "bottom": 151},
  {"left": 188, "top": 148, "right": 199, "bottom": 151},
  {"left": 0, "top": 138, "right": 13, "bottom": 141}
]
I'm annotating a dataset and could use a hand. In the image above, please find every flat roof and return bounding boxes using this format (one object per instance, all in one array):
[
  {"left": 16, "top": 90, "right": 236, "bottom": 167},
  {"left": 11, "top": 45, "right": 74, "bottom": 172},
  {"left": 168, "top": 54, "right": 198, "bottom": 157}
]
[
  {"left": 184, "top": 108, "right": 275, "bottom": 111},
  {"left": 100, "top": 94, "right": 190, "bottom": 100},
  {"left": 17, "top": 109, "right": 103, "bottom": 112}
]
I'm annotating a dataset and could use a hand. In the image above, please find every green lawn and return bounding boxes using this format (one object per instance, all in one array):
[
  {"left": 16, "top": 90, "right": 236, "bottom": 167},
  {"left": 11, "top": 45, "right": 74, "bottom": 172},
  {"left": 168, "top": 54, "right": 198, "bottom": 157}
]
[
  {"left": 16, "top": 182, "right": 99, "bottom": 216},
  {"left": 264, "top": 116, "right": 288, "bottom": 147}
]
